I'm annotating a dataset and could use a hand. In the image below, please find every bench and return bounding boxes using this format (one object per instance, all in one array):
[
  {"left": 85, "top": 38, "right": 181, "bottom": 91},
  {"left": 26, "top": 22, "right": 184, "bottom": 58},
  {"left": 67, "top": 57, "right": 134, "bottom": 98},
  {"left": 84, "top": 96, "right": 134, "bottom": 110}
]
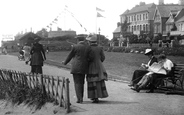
[{"left": 161, "top": 64, "right": 184, "bottom": 91}]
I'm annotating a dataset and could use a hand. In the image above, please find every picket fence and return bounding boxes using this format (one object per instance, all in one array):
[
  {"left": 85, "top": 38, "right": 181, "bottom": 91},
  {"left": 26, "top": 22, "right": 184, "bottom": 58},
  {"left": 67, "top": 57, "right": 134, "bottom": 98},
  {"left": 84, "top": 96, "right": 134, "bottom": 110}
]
[{"left": 0, "top": 69, "right": 70, "bottom": 113}]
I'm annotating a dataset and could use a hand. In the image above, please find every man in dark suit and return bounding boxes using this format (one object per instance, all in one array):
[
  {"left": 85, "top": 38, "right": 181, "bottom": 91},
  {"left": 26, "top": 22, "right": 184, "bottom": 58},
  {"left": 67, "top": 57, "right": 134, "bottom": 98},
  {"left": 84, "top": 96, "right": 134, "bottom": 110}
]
[
  {"left": 62, "top": 35, "right": 93, "bottom": 103},
  {"left": 129, "top": 49, "right": 157, "bottom": 88}
]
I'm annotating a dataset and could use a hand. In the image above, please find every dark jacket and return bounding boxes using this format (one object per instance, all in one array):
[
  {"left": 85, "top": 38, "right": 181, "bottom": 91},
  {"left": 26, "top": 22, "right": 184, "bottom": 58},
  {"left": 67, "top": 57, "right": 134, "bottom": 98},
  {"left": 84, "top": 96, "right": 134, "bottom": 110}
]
[
  {"left": 149, "top": 56, "right": 158, "bottom": 66},
  {"left": 30, "top": 42, "right": 46, "bottom": 66},
  {"left": 64, "top": 41, "right": 93, "bottom": 74}
]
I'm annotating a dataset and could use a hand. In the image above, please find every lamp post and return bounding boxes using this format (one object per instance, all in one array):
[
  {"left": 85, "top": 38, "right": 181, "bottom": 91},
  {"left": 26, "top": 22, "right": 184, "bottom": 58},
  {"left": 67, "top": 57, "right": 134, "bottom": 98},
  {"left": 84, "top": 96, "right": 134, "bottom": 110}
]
[{"left": 98, "top": 28, "right": 101, "bottom": 45}]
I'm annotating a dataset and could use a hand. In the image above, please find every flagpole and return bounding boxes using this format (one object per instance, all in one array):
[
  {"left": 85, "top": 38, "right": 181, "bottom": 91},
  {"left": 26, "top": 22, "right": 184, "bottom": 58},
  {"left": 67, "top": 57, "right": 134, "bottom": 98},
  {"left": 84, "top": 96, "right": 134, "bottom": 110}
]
[{"left": 96, "top": 12, "right": 97, "bottom": 34}]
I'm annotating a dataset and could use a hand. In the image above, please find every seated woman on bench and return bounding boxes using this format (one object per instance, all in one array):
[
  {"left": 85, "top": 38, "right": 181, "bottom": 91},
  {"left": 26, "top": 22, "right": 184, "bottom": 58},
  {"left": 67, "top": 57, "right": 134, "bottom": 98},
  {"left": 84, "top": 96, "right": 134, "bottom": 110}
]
[{"left": 134, "top": 54, "right": 174, "bottom": 93}]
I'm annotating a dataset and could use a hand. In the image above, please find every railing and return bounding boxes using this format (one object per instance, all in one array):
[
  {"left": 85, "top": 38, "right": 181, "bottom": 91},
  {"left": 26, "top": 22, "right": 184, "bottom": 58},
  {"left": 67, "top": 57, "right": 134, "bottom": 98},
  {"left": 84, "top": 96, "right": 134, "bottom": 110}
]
[{"left": 0, "top": 69, "right": 70, "bottom": 113}]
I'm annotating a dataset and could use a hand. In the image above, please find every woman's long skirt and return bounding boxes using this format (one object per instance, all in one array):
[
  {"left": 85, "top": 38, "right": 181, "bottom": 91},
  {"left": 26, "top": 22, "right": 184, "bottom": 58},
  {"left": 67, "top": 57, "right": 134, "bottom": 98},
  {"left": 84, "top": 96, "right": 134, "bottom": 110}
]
[{"left": 87, "top": 80, "right": 108, "bottom": 99}]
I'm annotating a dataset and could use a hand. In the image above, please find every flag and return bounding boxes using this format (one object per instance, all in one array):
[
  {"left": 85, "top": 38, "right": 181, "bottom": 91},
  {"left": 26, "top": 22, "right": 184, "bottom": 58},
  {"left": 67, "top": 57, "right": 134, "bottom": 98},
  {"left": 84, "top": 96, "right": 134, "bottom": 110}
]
[
  {"left": 96, "top": 7, "right": 105, "bottom": 12},
  {"left": 97, "top": 12, "right": 104, "bottom": 17},
  {"left": 54, "top": 18, "right": 58, "bottom": 21}
]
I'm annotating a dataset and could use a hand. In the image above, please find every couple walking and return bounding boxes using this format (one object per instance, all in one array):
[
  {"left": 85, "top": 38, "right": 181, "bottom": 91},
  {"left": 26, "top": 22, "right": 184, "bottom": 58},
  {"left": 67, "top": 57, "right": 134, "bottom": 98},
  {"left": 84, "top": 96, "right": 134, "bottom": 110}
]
[{"left": 62, "top": 34, "right": 108, "bottom": 103}]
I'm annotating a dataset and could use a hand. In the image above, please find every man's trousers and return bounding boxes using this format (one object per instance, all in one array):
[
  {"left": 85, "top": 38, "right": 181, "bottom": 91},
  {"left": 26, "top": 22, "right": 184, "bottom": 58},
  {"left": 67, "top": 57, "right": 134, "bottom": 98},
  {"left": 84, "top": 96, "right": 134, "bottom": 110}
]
[{"left": 73, "top": 74, "right": 85, "bottom": 101}]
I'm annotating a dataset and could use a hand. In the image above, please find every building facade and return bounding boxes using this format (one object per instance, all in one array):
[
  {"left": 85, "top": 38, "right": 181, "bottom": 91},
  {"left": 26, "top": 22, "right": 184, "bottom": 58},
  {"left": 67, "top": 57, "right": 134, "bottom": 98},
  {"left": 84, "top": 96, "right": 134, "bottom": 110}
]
[
  {"left": 153, "top": 4, "right": 184, "bottom": 37},
  {"left": 120, "top": 2, "right": 156, "bottom": 36}
]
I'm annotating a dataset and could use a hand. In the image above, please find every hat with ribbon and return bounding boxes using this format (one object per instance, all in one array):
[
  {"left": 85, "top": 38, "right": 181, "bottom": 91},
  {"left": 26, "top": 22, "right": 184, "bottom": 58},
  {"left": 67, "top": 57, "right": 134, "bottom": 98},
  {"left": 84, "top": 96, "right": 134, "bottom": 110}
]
[
  {"left": 86, "top": 34, "right": 97, "bottom": 42},
  {"left": 144, "top": 49, "right": 153, "bottom": 55}
]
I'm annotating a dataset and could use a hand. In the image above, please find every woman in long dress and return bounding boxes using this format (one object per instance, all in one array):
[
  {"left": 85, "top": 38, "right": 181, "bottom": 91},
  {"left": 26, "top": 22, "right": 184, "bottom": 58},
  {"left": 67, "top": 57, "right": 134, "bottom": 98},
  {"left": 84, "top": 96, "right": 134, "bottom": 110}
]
[
  {"left": 30, "top": 38, "right": 46, "bottom": 74},
  {"left": 23, "top": 43, "right": 31, "bottom": 64},
  {"left": 86, "top": 34, "right": 108, "bottom": 103}
]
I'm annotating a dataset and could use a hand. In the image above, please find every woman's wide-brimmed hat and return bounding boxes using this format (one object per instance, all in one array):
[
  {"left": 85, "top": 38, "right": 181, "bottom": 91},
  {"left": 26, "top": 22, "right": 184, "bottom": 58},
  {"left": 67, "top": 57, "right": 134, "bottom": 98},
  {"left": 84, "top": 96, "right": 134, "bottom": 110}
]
[
  {"left": 86, "top": 34, "right": 97, "bottom": 42},
  {"left": 144, "top": 49, "right": 153, "bottom": 55}
]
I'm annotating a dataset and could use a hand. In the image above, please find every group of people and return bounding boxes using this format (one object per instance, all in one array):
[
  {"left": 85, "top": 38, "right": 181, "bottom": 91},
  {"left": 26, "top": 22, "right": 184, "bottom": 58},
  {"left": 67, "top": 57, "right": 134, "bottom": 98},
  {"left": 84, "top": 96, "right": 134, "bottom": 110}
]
[
  {"left": 62, "top": 34, "right": 108, "bottom": 103},
  {"left": 128, "top": 48, "right": 174, "bottom": 93}
]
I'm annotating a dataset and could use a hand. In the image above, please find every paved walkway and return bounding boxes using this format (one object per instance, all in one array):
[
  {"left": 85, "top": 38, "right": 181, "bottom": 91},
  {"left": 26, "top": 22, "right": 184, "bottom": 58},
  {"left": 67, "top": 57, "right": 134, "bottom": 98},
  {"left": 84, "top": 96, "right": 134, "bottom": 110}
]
[{"left": 0, "top": 54, "right": 184, "bottom": 115}]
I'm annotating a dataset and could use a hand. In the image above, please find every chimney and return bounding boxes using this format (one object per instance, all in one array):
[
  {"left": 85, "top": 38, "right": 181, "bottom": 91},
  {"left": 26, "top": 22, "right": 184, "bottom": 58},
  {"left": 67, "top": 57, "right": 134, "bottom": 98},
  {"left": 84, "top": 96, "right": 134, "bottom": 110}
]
[
  {"left": 139, "top": 2, "right": 146, "bottom": 6},
  {"left": 158, "top": 0, "right": 164, "bottom": 5},
  {"left": 178, "top": 0, "right": 184, "bottom": 5}
]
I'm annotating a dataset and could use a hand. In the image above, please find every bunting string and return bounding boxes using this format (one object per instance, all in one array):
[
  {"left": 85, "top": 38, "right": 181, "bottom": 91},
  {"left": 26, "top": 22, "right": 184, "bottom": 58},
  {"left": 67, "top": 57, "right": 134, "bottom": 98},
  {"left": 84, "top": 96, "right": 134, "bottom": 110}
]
[{"left": 44, "top": 5, "right": 88, "bottom": 33}]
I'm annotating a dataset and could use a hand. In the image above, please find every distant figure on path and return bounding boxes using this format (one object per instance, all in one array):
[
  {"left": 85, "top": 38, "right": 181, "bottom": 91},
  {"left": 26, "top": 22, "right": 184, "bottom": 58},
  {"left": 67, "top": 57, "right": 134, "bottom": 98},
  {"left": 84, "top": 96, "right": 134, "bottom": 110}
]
[
  {"left": 46, "top": 46, "right": 49, "bottom": 54},
  {"left": 30, "top": 38, "right": 46, "bottom": 74},
  {"left": 23, "top": 43, "right": 31, "bottom": 64},
  {"left": 62, "top": 35, "right": 93, "bottom": 103},
  {"left": 2, "top": 46, "right": 7, "bottom": 55},
  {"left": 86, "top": 34, "right": 108, "bottom": 103}
]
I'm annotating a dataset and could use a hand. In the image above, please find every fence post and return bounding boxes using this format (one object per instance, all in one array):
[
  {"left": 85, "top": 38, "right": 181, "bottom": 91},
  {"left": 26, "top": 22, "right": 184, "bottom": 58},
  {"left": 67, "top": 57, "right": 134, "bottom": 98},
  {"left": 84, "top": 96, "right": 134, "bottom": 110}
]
[
  {"left": 40, "top": 74, "right": 46, "bottom": 95},
  {"left": 65, "top": 78, "right": 70, "bottom": 113},
  {"left": 60, "top": 77, "right": 65, "bottom": 107}
]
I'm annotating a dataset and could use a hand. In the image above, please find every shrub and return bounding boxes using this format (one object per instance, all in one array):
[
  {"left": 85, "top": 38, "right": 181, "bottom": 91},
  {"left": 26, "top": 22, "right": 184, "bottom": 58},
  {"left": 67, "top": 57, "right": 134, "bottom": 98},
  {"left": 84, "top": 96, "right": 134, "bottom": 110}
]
[
  {"left": 112, "top": 47, "right": 125, "bottom": 52},
  {"left": 107, "top": 46, "right": 113, "bottom": 52},
  {"left": 124, "top": 47, "right": 131, "bottom": 53}
]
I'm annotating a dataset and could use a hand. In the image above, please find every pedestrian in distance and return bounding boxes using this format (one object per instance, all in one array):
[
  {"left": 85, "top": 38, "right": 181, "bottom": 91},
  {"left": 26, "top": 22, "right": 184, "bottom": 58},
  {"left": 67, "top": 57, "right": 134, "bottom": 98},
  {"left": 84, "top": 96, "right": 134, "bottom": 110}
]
[
  {"left": 46, "top": 46, "right": 49, "bottom": 54},
  {"left": 30, "top": 37, "right": 46, "bottom": 74},
  {"left": 62, "top": 35, "right": 94, "bottom": 104},
  {"left": 86, "top": 34, "right": 108, "bottom": 103},
  {"left": 23, "top": 43, "right": 31, "bottom": 64}
]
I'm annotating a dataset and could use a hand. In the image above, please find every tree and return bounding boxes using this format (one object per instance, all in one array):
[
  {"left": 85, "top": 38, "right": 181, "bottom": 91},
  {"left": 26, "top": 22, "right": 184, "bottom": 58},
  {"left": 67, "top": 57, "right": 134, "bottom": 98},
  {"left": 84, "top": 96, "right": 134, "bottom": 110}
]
[
  {"left": 121, "top": 19, "right": 130, "bottom": 34},
  {"left": 153, "top": 33, "right": 162, "bottom": 43}
]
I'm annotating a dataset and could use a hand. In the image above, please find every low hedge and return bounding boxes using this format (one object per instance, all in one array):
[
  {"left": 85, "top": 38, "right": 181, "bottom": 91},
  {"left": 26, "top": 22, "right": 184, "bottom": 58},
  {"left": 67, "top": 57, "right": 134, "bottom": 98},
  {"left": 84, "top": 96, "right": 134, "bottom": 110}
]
[{"left": 107, "top": 46, "right": 184, "bottom": 56}]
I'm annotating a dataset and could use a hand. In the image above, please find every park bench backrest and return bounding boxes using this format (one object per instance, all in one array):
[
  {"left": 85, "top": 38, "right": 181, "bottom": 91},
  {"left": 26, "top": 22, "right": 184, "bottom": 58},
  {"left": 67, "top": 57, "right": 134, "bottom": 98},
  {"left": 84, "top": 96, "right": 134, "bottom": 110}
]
[
  {"left": 173, "top": 64, "right": 184, "bottom": 78},
  {"left": 168, "top": 63, "right": 184, "bottom": 89}
]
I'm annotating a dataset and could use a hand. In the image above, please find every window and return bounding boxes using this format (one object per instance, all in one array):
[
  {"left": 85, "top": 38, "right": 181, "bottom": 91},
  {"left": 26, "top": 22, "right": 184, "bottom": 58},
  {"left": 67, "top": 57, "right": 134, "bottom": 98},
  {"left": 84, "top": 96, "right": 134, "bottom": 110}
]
[
  {"left": 143, "top": 14, "right": 145, "bottom": 20},
  {"left": 134, "top": 15, "right": 136, "bottom": 21},
  {"left": 129, "top": 16, "right": 130, "bottom": 22},
  {"left": 146, "top": 24, "right": 148, "bottom": 32},
  {"left": 137, "top": 15, "right": 139, "bottom": 21},
  {"left": 137, "top": 25, "right": 139, "bottom": 31},
  {"left": 181, "top": 24, "right": 183, "bottom": 31},
  {"left": 143, "top": 25, "right": 145, "bottom": 31},
  {"left": 154, "top": 25, "right": 157, "bottom": 33},
  {"left": 140, "top": 14, "right": 142, "bottom": 20},
  {"left": 134, "top": 25, "right": 136, "bottom": 31},
  {"left": 158, "top": 25, "right": 160, "bottom": 33},
  {"left": 146, "top": 13, "right": 148, "bottom": 20},
  {"left": 140, "top": 25, "right": 142, "bottom": 31}
]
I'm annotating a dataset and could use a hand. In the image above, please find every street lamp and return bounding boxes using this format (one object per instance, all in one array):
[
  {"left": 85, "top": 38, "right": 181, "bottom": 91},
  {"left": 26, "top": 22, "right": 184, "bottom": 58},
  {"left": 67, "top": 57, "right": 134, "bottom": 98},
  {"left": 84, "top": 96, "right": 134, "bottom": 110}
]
[{"left": 98, "top": 28, "right": 101, "bottom": 45}]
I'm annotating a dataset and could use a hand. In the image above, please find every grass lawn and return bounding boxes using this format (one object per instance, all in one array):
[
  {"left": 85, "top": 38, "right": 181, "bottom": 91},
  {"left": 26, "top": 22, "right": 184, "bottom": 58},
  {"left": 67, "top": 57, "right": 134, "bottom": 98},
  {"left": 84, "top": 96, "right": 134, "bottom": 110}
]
[{"left": 44, "top": 51, "right": 184, "bottom": 82}]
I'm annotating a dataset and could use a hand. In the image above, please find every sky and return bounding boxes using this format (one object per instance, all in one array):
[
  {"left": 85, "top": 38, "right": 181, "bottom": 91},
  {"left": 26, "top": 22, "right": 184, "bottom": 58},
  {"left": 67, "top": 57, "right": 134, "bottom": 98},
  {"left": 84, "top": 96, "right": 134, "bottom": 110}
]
[{"left": 0, "top": 0, "right": 178, "bottom": 43}]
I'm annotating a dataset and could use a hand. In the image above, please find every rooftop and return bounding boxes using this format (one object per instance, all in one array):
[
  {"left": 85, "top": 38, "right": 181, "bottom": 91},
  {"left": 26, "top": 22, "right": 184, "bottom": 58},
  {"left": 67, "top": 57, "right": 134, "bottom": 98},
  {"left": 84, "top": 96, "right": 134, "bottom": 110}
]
[
  {"left": 127, "top": 3, "right": 155, "bottom": 14},
  {"left": 157, "top": 4, "right": 184, "bottom": 17}
]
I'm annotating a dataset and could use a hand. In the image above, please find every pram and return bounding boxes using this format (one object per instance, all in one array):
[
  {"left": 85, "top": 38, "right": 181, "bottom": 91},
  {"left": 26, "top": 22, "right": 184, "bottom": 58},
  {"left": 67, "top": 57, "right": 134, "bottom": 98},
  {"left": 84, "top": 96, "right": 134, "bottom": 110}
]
[{"left": 18, "top": 50, "right": 25, "bottom": 61}]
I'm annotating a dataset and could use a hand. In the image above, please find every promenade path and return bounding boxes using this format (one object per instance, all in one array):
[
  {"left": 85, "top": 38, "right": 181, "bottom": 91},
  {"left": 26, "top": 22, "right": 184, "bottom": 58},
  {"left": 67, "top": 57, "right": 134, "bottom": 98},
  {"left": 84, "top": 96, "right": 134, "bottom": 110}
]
[{"left": 0, "top": 54, "right": 184, "bottom": 115}]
